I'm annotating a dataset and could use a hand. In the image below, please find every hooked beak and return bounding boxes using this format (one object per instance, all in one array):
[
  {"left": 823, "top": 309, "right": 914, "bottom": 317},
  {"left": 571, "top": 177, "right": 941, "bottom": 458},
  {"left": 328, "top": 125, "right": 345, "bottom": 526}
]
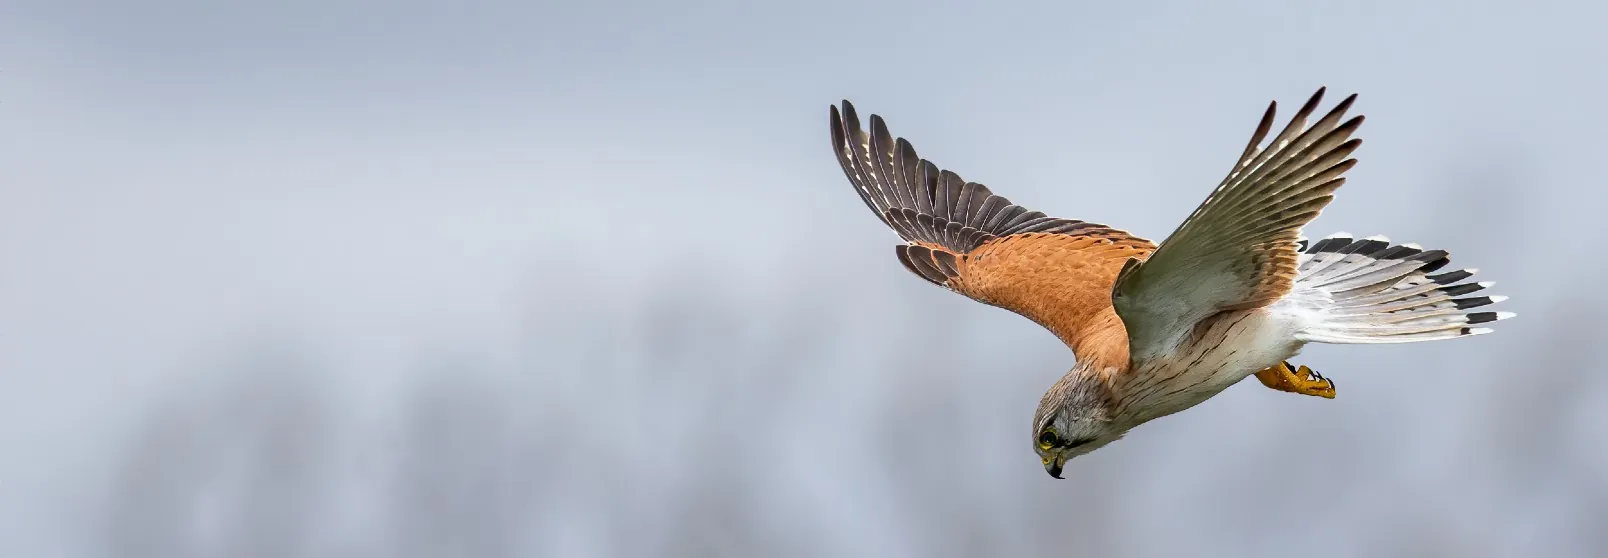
[{"left": 1043, "top": 455, "right": 1064, "bottom": 479}]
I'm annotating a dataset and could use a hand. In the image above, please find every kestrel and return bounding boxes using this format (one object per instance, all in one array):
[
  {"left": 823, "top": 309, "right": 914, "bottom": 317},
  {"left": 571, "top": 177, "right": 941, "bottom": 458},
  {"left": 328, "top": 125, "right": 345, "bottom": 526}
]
[{"left": 827, "top": 88, "right": 1514, "bottom": 478}]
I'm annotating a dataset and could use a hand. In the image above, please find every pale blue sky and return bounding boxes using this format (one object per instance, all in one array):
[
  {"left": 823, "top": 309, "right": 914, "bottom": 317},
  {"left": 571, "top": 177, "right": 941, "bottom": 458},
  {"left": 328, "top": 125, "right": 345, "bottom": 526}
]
[{"left": 2, "top": 1, "right": 1604, "bottom": 556}]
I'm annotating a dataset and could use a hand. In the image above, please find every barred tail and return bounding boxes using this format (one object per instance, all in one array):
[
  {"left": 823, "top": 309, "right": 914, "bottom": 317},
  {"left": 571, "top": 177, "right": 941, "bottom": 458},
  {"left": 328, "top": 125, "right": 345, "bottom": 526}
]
[{"left": 1292, "top": 232, "right": 1515, "bottom": 344}]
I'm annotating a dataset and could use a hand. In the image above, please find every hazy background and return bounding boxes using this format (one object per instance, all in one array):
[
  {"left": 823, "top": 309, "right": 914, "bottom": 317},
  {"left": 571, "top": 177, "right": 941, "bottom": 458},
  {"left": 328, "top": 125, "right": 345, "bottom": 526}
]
[{"left": 3, "top": 1, "right": 1604, "bottom": 556}]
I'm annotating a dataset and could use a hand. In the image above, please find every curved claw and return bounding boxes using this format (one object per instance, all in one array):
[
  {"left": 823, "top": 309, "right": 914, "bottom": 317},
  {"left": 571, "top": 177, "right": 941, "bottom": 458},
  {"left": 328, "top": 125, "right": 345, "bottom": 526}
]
[{"left": 1255, "top": 361, "right": 1336, "bottom": 399}]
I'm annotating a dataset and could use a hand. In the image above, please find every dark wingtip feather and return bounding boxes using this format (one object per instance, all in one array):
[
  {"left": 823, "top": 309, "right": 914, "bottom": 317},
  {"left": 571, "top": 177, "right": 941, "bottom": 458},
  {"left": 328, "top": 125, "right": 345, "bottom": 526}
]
[
  {"left": 840, "top": 101, "right": 861, "bottom": 129},
  {"left": 829, "top": 98, "right": 1141, "bottom": 260},
  {"left": 1241, "top": 100, "right": 1279, "bottom": 159},
  {"left": 1297, "top": 87, "right": 1328, "bottom": 118},
  {"left": 868, "top": 112, "right": 885, "bottom": 128},
  {"left": 829, "top": 104, "right": 846, "bottom": 144},
  {"left": 1330, "top": 93, "right": 1359, "bottom": 119}
]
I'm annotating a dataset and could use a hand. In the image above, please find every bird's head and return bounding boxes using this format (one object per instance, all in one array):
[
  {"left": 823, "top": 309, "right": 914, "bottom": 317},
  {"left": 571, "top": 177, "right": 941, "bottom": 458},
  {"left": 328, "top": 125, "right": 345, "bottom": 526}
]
[{"left": 1031, "top": 371, "right": 1122, "bottom": 479}]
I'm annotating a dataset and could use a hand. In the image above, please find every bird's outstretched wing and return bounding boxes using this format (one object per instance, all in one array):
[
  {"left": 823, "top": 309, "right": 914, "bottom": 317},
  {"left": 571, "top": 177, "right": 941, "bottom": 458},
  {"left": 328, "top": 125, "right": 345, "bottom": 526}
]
[
  {"left": 1111, "top": 87, "right": 1364, "bottom": 360},
  {"left": 831, "top": 101, "right": 1154, "bottom": 369}
]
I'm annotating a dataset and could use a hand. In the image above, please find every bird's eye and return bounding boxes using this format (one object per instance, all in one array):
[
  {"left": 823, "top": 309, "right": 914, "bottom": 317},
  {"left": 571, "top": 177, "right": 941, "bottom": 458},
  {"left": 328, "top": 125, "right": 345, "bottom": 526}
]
[{"left": 1037, "top": 430, "right": 1058, "bottom": 450}]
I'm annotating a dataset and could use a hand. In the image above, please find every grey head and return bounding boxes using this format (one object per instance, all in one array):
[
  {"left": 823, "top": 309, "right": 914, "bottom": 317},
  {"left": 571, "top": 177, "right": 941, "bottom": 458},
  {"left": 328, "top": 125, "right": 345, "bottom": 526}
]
[{"left": 1031, "top": 370, "right": 1125, "bottom": 478}]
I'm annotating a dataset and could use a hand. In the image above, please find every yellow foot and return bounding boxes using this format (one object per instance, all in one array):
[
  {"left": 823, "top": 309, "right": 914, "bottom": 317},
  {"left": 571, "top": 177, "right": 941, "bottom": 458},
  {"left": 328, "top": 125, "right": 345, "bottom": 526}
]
[{"left": 1254, "top": 361, "right": 1336, "bottom": 399}]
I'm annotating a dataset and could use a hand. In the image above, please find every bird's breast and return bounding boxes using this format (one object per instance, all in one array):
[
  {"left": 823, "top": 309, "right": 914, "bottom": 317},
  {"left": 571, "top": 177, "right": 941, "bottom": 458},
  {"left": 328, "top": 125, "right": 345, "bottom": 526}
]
[{"left": 1114, "top": 308, "right": 1302, "bottom": 425}]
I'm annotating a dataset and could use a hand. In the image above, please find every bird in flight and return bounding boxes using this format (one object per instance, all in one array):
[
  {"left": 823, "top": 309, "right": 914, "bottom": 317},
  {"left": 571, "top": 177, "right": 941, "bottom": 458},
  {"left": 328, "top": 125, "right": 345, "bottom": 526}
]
[{"left": 827, "top": 88, "right": 1514, "bottom": 478}]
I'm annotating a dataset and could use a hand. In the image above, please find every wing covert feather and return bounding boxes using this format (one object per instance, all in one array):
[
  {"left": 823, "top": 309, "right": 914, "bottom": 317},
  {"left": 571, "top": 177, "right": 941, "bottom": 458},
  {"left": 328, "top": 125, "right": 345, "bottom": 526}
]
[{"left": 831, "top": 101, "right": 1155, "bottom": 369}]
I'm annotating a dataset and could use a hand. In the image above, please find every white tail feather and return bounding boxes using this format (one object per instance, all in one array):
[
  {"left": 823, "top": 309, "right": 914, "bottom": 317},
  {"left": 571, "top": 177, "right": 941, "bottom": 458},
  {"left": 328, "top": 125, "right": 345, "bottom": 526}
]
[{"left": 1292, "top": 233, "right": 1514, "bottom": 344}]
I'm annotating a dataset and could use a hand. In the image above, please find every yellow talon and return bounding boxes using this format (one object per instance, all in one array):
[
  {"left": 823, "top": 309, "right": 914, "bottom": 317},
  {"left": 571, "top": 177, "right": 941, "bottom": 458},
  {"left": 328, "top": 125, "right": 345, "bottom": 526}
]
[{"left": 1254, "top": 360, "right": 1336, "bottom": 399}]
